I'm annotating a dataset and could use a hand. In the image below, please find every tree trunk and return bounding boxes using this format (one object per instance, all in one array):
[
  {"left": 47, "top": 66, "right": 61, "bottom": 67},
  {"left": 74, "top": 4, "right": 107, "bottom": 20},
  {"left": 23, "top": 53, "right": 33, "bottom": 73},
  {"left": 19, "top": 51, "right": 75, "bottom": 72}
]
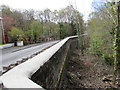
[
  {"left": 113, "top": 1, "right": 120, "bottom": 87},
  {"left": 77, "top": 18, "right": 84, "bottom": 55},
  {"left": 117, "top": 2, "right": 120, "bottom": 87}
]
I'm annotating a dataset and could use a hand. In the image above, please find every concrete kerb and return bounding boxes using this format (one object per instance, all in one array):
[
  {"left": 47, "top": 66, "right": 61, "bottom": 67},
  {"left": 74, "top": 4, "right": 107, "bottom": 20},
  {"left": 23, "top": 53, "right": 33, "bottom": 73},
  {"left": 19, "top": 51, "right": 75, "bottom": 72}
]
[{"left": 0, "top": 43, "right": 14, "bottom": 49}]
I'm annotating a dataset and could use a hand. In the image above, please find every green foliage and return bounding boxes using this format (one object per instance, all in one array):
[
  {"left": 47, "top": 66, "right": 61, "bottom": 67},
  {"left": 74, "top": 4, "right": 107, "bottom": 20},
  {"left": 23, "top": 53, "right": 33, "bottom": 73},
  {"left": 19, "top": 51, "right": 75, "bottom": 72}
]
[
  {"left": 8, "top": 27, "right": 24, "bottom": 41},
  {"left": 30, "top": 21, "right": 42, "bottom": 42},
  {"left": 2, "top": 5, "right": 83, "bottom": 43},
  {"left": 102, "top": 53, "right": 114, "bottom": 65},
  {"left": 58, "top": 22, "right": 74, "bottom": 39},
  {"left": 88, "top": 12, "right": 114, "bottom": 65},
  {"left": 59, "top": 23, "right": 64, "bottom": 39},
  {"left": 89, "top": 33, "right": 103, "bottom": 56}
]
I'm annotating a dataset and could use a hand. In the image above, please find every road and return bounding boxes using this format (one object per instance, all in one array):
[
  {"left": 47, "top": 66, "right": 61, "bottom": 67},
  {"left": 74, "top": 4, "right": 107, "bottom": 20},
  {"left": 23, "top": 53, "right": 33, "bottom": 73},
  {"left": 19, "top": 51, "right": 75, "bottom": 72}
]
[{"left": 1, "top": 40, "right": 59, "bottom": 67}]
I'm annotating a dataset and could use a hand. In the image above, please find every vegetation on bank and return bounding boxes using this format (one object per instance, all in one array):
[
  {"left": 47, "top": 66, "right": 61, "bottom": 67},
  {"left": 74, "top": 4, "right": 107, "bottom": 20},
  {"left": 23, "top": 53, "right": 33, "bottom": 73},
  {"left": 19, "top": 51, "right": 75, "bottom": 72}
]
[
  {"left": 87, "top": 2, "right": 119, "bottom": 65},
  {"left": 87, "top": 1, "right": 120, "bottom": 86}
]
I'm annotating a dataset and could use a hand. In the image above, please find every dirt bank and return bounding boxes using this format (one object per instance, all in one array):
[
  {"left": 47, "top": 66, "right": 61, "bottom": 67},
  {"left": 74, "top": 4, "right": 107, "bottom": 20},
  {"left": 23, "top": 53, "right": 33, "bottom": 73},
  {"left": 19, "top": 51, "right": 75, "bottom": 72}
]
[{"left": 59, "top": 50, "right": 115, "bottom": 88}]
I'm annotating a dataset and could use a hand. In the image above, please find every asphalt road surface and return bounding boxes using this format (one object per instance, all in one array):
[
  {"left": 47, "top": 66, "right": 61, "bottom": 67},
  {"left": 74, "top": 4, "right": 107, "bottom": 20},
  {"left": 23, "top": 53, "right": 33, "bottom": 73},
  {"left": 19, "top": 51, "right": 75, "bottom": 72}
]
[{"left": 1, "top": 40, "right": 59, "bottom": 67}]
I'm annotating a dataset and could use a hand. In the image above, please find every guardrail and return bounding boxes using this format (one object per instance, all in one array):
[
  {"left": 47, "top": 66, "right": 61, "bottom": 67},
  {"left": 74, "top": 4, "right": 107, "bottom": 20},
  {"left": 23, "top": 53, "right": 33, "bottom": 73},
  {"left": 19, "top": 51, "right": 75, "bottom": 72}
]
[{"left": 0, "top": 36, "right": 78, "bottom": 89}]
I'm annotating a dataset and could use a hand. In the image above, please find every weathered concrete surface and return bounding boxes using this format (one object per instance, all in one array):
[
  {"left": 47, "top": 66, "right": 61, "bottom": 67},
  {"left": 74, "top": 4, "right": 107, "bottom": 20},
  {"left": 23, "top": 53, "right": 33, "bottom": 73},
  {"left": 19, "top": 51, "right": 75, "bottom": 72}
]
[{"left": 31, "top": 37, "right": 78, "bottom": 88}]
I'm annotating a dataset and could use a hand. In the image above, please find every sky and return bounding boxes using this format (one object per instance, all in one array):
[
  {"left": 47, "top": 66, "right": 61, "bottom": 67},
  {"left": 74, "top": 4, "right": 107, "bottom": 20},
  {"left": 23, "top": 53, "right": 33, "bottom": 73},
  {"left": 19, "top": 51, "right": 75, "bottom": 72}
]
[{"left": 0, "top": 0, "right": 95, "bottom": 21}]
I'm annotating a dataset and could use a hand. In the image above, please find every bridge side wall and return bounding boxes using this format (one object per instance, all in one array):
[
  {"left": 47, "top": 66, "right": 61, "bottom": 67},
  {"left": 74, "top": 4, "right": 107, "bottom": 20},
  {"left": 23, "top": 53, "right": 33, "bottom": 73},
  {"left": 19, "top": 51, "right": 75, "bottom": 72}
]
[{"left": 31, "top": 37, "right": 78, "bottom": 88}]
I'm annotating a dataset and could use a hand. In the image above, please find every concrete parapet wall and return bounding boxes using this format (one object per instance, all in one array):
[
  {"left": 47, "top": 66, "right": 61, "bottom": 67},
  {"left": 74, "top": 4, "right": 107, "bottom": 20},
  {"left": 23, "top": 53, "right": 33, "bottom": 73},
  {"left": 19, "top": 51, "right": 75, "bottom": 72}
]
[{"left": 31, "top": 37, "right": 78, "bottom": 88}]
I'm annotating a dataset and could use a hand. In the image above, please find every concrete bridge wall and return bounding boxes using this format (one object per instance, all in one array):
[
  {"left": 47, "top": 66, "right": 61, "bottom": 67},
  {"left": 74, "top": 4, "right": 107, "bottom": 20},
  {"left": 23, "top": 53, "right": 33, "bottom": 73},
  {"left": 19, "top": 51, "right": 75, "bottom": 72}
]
[{"left": 31, "top": 37, "right": 78, "bottom": 88}]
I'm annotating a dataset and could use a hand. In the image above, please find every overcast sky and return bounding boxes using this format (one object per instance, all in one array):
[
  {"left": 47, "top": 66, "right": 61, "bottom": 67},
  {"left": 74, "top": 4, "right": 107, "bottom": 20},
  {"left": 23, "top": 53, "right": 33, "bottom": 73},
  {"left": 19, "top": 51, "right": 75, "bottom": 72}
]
[{"left": 0, "top": 0, "right": 95, "bottom": 21}]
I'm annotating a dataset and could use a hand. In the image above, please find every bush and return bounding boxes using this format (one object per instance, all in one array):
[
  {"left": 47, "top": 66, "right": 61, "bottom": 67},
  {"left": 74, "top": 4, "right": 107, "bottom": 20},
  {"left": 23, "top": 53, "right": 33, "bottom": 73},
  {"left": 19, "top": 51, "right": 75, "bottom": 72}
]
[
  {"left": 8, "top": 27, "right": 24, "bottom": 41},
  {"left": 87, "top": 16, "right": 114, "bottom": 65}
]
